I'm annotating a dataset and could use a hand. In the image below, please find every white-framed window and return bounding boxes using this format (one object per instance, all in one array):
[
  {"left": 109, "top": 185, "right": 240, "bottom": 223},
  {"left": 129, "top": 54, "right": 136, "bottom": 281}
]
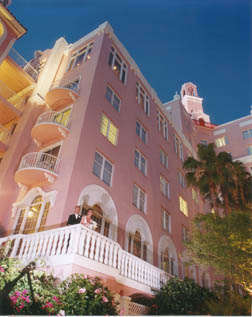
[
  {"left": 134, "top": 149, "right": 147, "bottom": 175},
  {"left": 100, "top": 114, "right": 118, "bottom": 145},
  {"left": 242, "top": 129, "right": 252, "bottom": 140},
  {"left": 53, "top": 106, "right": 72, "bottom": 128},
  {"left": 128, "top": 230, "right": 148, "bottom": 261},
  {"left": 136, "top": 121, "right": 147, "bottom": 144},
  {"left": 215, "top": 136, "right": 229, "bottom": 148},
  {"left": 67, "top": 42, "right": 93, "bottom": 71},
  {"left": 174, "top": 135, "right": 184, "bottom": 160},
  {"left": 200, "top": 139, "right": 208, "bottom": 145},
  {"left": 162, "top": 208, "right": 171, "bottom": 233},
  {"left": 192, "top": 188, "right": 198, "bottom": 203},
  {"left": 160, "top": 175, "right": 170, "bottom": 198},
  {"left": 136, "top": 82, "right": 150, "bottom": 115},
  {"left": 133, "top": 184, "right": 146, "bottom": 212},
  {"left": 157, "top": 111, "right": 168, "bottom": 140},
  {"left": 92, "top": 152, "right": 113, "bottom": 186},
  {"left": 248, "top": 146, "right": 252, "bottom": 155},
  {"left": 178, "top": 171, "right": 186, "bottom": 188},
  {"left": 160, "top": 149, "right": 168, "bottom": 168},
  {"left": 13, "top": 191, "right": 53, "bottom": 235},
  {"left": 63, "top": 78, "right": 80, "bottom": 92},
  {"left": 108, "top": 46, "right": 127, "bottom": 84},
  {"left": 105, "top": 86, "right": 121, "bottom": 112},
  {"left": 182, "top": 226, "right": 189, "bottom": 242},
  {"left": 179, "top": 196, "right": 188, "bottom": 216}
]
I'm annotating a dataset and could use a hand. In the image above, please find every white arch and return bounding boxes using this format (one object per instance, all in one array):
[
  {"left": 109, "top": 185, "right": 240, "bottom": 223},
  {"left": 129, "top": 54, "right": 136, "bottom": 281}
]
[
  {"left": 125, "top": 214, "right": 153, "bottom": 264},
  {"left": 12, "top": 187, "right": 57, "bottom": 218},
  {"left": 78, "top": 184, "right": 118, "bottom": 241},
  {"left": 158, "top": 235, "right": 178, "bottom": 265}
]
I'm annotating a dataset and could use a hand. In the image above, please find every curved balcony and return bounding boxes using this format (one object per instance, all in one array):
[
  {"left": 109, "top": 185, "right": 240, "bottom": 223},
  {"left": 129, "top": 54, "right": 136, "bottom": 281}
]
[
  {"left": 31, "top": 111, "right": 71, "bottom": 146},
  {"left": 45, "top": 78, "right": 80, "bottom": 110},
  {"left": 15, "top": 152, "right": 59, "bottom": 186}
]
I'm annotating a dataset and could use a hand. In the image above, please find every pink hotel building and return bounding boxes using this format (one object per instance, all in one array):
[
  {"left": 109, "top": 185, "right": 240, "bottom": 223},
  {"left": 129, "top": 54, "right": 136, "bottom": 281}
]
[{"left": 0, "top": 5, "right": 252, "bottom": 306}]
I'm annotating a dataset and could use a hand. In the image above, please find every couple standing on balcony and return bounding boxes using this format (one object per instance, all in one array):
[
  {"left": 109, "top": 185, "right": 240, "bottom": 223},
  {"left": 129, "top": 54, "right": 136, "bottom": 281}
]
[{"left": 67, "top": 205, "right": 97, "bottom": 230}]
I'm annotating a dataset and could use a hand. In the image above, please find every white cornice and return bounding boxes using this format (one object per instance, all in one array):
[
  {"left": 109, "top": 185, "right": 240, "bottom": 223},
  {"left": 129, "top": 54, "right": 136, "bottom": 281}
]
[{"left": 214, "top": 114, "right": 252, "bottom": 129}]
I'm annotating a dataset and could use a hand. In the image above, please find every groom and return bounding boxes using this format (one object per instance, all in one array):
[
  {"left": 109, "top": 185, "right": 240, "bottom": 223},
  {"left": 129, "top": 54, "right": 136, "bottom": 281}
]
[{"left": 67, "top": 205, "right": 82, "bottom": 225}]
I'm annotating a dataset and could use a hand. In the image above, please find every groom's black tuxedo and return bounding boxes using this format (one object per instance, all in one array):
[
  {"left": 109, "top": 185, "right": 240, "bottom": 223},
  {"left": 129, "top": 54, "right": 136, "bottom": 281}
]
[{"left": 67, "top": 213, "right": 82, "bottom": 225}]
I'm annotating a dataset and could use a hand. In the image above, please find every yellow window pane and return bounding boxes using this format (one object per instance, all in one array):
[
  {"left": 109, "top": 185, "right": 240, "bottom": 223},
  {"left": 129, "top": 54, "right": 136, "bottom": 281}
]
[{"left": 100, "top": 115, "right": 109, "bottom": 137}]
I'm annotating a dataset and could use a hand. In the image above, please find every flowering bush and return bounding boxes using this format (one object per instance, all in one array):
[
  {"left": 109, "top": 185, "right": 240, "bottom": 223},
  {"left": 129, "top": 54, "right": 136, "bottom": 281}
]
[{"left": 58, "top": 273, "right": 118, "bottom": 315}]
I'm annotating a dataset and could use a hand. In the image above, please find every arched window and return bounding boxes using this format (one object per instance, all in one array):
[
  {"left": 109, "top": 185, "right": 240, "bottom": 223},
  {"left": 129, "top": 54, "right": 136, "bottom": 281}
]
[
  {"left": 128, "top": 230, "right": 148, "bottom": 261},
  {"left": 158, "top": 235, "right": 178, "bottom": 276},
  {"left": 82, "top": 203, "right": 111, "bottom": 238},
  {"left": 14, "top": 195, "right": 50, "bottom": 234},
  {"left": 161, "top": 248, "right": 169, "bottom": 273}
]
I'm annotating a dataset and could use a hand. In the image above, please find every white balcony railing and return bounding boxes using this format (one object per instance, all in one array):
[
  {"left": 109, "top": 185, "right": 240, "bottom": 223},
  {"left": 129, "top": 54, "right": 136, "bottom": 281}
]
[
  {"left": 0, "top": 225, "right": 173, "bottom": 291},
  {"left": 18, "top": 152, "right": 59, "bottom": 174},
  {"left": 36, "top": 111, "right": 71, "bottom": 129},
  {"left": 51, "top": 78, "right": 80, "bottom": 93},
  {"left": 8, "top": 48, "right": 39, "bottom": 82}
]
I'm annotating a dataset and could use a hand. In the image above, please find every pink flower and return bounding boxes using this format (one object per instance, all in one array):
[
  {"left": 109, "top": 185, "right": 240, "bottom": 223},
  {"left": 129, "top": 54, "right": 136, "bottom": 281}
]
[
  {"left": 15, "top": 291, "right": 21, "bottom": 296},
  {"left": 16, "top": 307, "right": 20, "bottom": 312},
  {"left": 22, "top": 289, "right": 28, "bottom": 295},
  {"left": 119, "top": 308, "right": 125, "bottom": 315},
  {"left": 25, "top": 296, "right": 31, "bottom": 303},
  {"left": 10, "top": 295, "right": 17, "bottom": 304},
  {"left": 102, "top": 295, "right": 108, "bottom": 303},
  {"left": 45, "top": 301, "right": 54, "bottom": 308},
  {"left": 0, "top": 266, "right": 5, "bottom": 272},
  {"left": 53, "top": 296, "right": 60, "bottom": 303},
  {"left": 78, "top": 288, "right": 86, "bottom": 294},
  {"left": 94, "top": 288, "right": 102, "bottom": 294},
  {"left": 83, "top": 274, "right": 88, "bottom": 279},
  {"left": 19, "top": 302, "right": 24, "bottom": 310}
]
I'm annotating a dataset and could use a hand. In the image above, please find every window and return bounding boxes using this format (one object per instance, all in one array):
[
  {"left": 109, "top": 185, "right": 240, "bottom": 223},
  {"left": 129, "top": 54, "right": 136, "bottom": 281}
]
[
  {"left": 67, "top": 42, "right": 93, "bottom": 71},
  {"left": 133, "top": 184, "right": 146, "bottom": 212},
  {"left": 248, "top": 146, "right": 252, "bottom": 155},
  {"left": 182, "top": 226, "right": 189, "bottom": 242},
  {"left": 64, "top": 78, "right": 80, "bottom": 92},
  {"left": 14, "top": 195, "right": 50, "bottom": 235},
  {"left": 215, "top": 136, "right": 229, "bottom": 148},
  {"left": 108, "top": 47, "right": 127, "bottom": 84},
  {"left": 192, "top": 188, "right": 198, "bottom": 203},
  {"left": 200, "top": 140, "right": 208, "bottom": 145},
  {"left": 242, "top": 129, "right": 252, "bottom": 140},
  {"left": 136, "top": 82, "right": 149, "bottom": 115},
  {"left": 160, "top": 149, "right": 168, "bottom": 168},
  {"left": 162, "top": 209, "right": 171, "bottom": 232},
  {"left": 128, "top": 230, "right": 148, "bottom": 261},
  {"left": 160, "top": 248, "right": 170, "bottom": 273},
  {"left": 105, "top": 86, "right": 121, "bottom": 112},
  {"left": 100, "top": 114, "right": 118, "bottom": 145},
  {"left": 178, "top": 171, "right": 186, "bottom": 188},
  {"left": 174, "top": 135, "right": 184, "bottom": 160},
  {"left": 160, "top": 175, "right": 170, "bottom": 198},
  {"left": 92, "top": 152, "right": 113, "bottom": 186},
  {"left": 134, "top": 150, "right": 147, "bottom": 175},
  {"left": 157, "top": 111, "right": 168, "bottom": 140},
  {"left": 136, "top": 121, "right": 147, "bottom": 144},
  {"left": 179, "top": 196, "right": 188, "bottom": 216},
  {"left": 54, "top": 107, "right": 71, "bottom": 127}
]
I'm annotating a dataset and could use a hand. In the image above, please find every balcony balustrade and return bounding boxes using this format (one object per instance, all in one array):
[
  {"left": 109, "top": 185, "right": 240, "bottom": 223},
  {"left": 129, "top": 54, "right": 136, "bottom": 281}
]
[
  {"left": 192, "top": 119, "right": 217, "bottom": 129},
  {"left": 45, "top": 78, "right": 80, "bottom": 110},
  {"left": 8, "top": 48, "right": 39, "bottom": 82},
  {"left": 0, "top": 224, "right": 173, "bottom": 292},
  {"left": 14, "top": 152, "right": 59, "bottom": 186},
  {"left": 31, "top": 111, "right": 71, "bottom": 146}
]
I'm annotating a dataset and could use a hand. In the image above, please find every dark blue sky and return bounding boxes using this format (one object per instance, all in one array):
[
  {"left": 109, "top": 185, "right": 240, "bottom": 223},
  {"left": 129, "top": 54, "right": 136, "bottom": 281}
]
[{"left": 10, "top": 0, "right": 251, "bottom": 125}]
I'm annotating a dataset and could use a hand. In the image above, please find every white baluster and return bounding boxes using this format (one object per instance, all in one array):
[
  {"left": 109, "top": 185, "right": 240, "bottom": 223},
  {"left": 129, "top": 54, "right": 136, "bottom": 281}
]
[
  {"left": 45, "top": 233, "right": 54, "bottom": 256},
  {"left": 131, "top": 257, "right": 136, "bottom": 281},
  {"left": 62, "top": 229, "right": 70, "bottom": 255},
  {"left": 37, "top": 235, "right": 44, "bottom": 256},
  {"left": 89, "top": 233, "right": 96, "bottom": 260},
  {"left": 120, "top": 252, "right": 125, "bottom": 276},
  {"left": 31, "top": 236, "right": 39, "bottom": 258},
  {"left": 113, "top": 244, "right": 118, "bottom": 268},
  {"left": 22, "top": 238, "right": 31, "bottom": 259},
  {"left": 84, "top": 230, "right": 92, "bottom": 258},
  {"left": 94, "top": 236, "right": 101, "bottom": 261},
  {"left": 18, "top": 238, "right": 26, "bottom": 259},
  {"left": 51, "top": 232, "right": 58, "bottom": 256},
  {"left": 78, "top": 228, "right": 86, "bottom": 256},
  {"left": 10, "top": 237, "right": 21, "bottom": 257},
  {"left": 108, "top": 242, "right": 113, "bottom": 267},
  {"left": 56, "top": 231, "right": 64, "bottom": 255},
  {"left": 128, "top": 256, "right": 133, "bottom": 279},
  {"left": 99, "top": 237, "right": 106, "bottom": 263},
  {"left": 41, "top": 235, "right": 49, "bottom": 257},
  {"left": 72, "top": 226, "right": 81, "bottom": 255},
  {"left": 124, "top": 255, "right": 129, "bottom": 277},
  {"left": 104, "top": 240, "right": 110, "bottom": 265}
]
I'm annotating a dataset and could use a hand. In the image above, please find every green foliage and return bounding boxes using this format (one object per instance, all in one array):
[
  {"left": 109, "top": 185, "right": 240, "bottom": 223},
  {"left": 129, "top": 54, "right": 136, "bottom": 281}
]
[
  {"left": 185, "top": 210, "right": 252, "bottom": 294},
  {"left": 58, "top": 273, "right": 118, "bottom": 315},
  {"left": 148, "top": 277, "right": 215, "bottom": 315}
]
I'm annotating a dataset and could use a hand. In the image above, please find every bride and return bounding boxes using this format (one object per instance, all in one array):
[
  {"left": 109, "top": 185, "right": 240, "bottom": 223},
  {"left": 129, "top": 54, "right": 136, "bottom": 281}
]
[{"left": 81, "top": 208, "right": 97, "bottom": 230}]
